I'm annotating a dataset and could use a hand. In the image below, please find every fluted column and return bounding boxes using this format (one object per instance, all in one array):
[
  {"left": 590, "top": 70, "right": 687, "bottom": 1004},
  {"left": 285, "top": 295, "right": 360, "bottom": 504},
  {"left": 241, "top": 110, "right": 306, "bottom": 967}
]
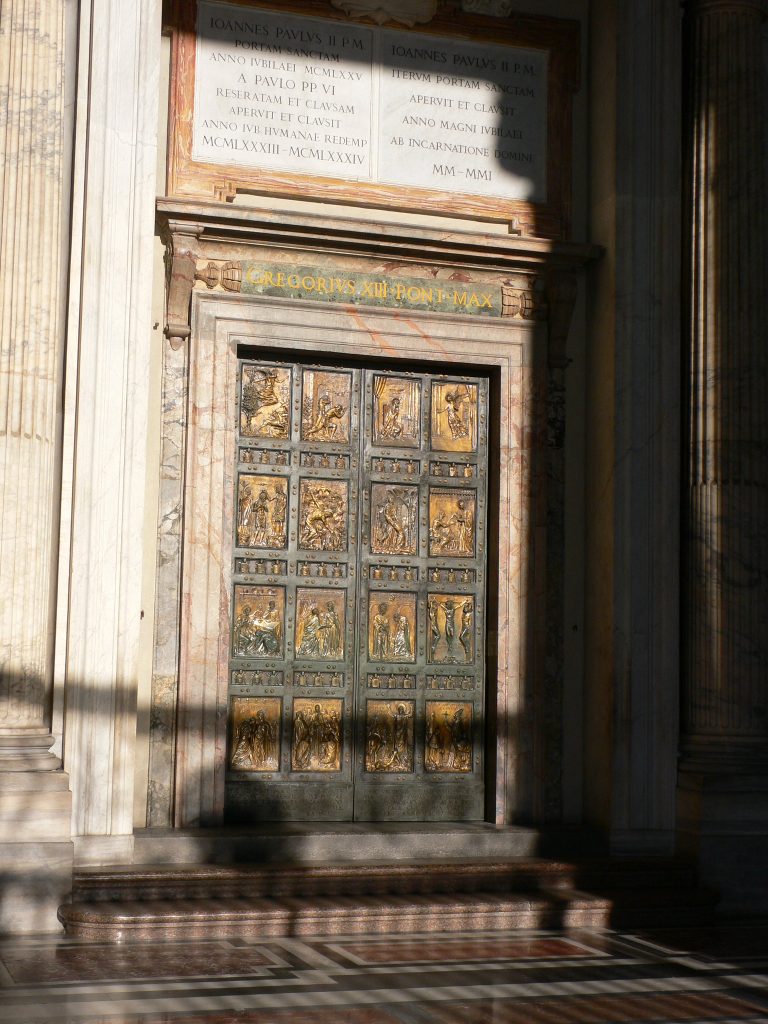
[
  {"left": 683, "top": 0, "right": 768, "bottom": 769},
  {"left": 0, "top": 0, "right": 65, "bottom": 770}
]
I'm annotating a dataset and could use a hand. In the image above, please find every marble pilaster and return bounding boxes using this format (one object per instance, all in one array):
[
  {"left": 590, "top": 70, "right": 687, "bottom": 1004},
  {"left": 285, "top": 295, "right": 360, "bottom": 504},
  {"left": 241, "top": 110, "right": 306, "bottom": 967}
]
[
  {"left": 0, "top": 0, "right": 73, "bottom": 933},
  {"left": 680, "top": 0, "right": 768, "bottom": 910},
  {"left": 0, "top": 0, "right": 65, "bottom": 770},
  {"left": 59, "top": 0, "right": 162, "bottom": 863}
]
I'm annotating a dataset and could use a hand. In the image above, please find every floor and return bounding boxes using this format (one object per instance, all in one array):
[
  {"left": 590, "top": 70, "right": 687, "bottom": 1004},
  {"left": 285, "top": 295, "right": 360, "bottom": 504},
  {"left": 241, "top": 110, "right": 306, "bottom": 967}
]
[{"left": 1, "top": 924, "right": 767, "bottom": 1023}]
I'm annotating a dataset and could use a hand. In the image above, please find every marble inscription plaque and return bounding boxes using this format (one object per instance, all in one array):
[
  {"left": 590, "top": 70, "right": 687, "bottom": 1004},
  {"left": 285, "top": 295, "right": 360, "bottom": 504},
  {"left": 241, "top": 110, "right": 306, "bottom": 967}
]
[
  {"left": 194, "top": 4, "right": 374, "bottom": 179},
  {"left": 193, "top": 2, "right": 548, "bottom": 202}
]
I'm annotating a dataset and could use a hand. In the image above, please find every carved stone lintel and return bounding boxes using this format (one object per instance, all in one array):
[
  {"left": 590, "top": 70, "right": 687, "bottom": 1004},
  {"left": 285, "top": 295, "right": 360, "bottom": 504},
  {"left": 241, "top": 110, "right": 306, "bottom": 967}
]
[
  {"left": 330, "top": 0, "right": 438, "bottom": 25},
  {"left": 461, "top": 0, "right": 514, "bottom": 16}
]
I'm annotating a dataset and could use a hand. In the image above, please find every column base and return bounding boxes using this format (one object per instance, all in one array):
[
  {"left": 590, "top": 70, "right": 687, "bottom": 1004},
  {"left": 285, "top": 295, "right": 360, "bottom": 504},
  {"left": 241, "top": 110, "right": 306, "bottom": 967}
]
[
  {"left": 677, "top": 768, "right": 768, "bottom": 913},
  {"left": 0, "top": 771, "right": 73, "bottom": 933},
  {"left": 0, "top": 731, "right": 61, "bottom": 772}
]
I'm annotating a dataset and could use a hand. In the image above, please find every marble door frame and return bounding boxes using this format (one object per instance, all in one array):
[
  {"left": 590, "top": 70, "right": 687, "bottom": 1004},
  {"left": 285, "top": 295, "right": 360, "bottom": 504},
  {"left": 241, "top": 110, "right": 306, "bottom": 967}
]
[{"left": 169, "top": 290, "right": 537, "bottom": 827}]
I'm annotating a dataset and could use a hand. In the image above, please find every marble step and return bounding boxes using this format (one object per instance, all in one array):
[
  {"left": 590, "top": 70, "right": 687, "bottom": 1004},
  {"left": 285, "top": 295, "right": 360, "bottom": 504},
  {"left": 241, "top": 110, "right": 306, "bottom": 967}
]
[
  {"left": 72, "top": 859, "right": 583, "bottom": 902},
  {"left": 71, "top": 856, "right": 703, "bottom": 904},
  {"left": 59, "top": 888, "right": 610, "bottom": 942}
]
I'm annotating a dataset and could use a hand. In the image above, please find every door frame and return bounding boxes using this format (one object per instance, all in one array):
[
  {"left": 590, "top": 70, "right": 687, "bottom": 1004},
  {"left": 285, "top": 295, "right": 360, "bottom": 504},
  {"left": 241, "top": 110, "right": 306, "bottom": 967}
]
[{"left": 172, "top": 289, "right": 540, "bottom": 827}]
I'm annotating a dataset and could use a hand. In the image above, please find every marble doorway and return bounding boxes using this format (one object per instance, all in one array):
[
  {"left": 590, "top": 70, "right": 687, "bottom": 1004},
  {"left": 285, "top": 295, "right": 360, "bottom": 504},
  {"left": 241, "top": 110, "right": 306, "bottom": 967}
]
[{"left": 157, "top": 288, "right": 535, "bottom": 829}]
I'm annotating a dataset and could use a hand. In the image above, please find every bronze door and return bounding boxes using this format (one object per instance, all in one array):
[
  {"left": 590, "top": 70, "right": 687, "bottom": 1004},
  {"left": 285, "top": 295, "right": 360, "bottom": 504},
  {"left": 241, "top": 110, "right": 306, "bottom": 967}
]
[{"left": 226, "top": 357, "right": 488, "bottom": 822}]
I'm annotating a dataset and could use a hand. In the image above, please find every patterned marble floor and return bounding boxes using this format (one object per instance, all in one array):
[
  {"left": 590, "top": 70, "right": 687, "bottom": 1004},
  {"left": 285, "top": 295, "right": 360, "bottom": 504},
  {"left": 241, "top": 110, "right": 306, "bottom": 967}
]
[{"left": 1, "top": 924, "right": 767, "bottom": 1023}]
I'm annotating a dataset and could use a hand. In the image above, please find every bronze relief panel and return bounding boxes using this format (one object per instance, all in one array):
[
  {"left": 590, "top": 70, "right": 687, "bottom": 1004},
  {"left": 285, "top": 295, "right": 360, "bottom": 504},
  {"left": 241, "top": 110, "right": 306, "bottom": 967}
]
[
  {"left": 298, "top": 478, "right": 348, "bottom": 552},
  {"left": 428, "top": 595, "right": 475, "bottom": 664},
  {"left": 425, "top": 701, "right": 473, "bottom": 773},
  {"left": 230, "top": 697, "right": 281, "bottom": 772},
  {"left": 368, "top": 592, "right": 417, "bottom": 663},
  {"left": 370, "top": 484, "right": 418, "bottom": 555},
  {"left": 365, "top": 700, "right": 415, "bottom": 773},
  {"left": 294, "top": 588, "right": 345, "bottom": 660},
  {"left": 372, "top": 375, "right": 421, "bottom": 448},
  {"left": 232, "top": 585, "right": 285, "bottom": 659},
  {"left": 240, "top": 365, "right": 291, "bottom": 439},
  {"left": 428, "top": 488, "right": 477, "bottom": 557},
  {"left": 291, "top": 698, "right": 343, "bottom": 772},
  {"left": 300, "top": 369, "right": 352, "bottom": 444},
  {"left": 431, "top": 381, "right": 478, "bottom": 452},
  {"left": 236, "top": 474, "right": 288, "bottom": 550}
]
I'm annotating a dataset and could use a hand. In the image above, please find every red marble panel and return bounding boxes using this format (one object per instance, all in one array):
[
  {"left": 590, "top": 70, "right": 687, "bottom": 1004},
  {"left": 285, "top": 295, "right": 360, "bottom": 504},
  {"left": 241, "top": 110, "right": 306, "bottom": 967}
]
[
  {"left": 419, "top": 991, "right": 766, "bottom": 1023},
  {"left": 1, "top": 943, "right": 276, "bottom": 983}
]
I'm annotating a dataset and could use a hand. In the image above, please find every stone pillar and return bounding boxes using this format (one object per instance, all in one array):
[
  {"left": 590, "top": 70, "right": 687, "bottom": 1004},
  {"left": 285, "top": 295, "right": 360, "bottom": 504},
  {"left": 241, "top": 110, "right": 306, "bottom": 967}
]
[
  {"left": 59, "top": 0, "right": 161, "bottom": 864},
  {"left": 0, "top": 0, "right": 73, "bottom": 931},
  {"left": 680, "top": 0, "right": 768, "bottom": 910}
]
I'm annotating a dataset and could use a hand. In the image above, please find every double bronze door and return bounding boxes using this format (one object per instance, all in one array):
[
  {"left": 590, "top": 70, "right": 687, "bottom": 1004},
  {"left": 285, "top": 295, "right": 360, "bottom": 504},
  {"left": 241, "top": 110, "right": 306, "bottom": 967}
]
[{"left": 226, "top": 356, "right": 489, "bottom": 821}]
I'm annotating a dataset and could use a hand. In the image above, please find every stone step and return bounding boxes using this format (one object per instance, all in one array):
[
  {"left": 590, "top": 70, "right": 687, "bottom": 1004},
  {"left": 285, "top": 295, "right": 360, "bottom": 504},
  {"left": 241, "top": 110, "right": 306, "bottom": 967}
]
[
  {"left": 71, "top": 855, "right": 703, "bottom": 904},
  {"left": 72, "top": 859, "right": 580, "bottom": 902},
  {"left": 58, "top": 889, "right": 611, "bottom": 942}
]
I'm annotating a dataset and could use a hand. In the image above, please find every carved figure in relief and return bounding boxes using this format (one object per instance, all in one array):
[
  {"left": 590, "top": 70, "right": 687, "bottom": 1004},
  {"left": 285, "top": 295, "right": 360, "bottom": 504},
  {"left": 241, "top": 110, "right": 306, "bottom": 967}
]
[
  {"left": 372, "top": 603, "right": 390, "bottom": 660},
  {"left": 444, "top": 386, "right": 471, "bottom": 440},
  {"left": 460, "top": 601, "right": 473, "bottom": 660},
  {"left": 380, "top": 396, "right": 403, "bottom": 440},
  {"left": 231, "top": 709, "right": 278, "bottom": 771},
  {"left": 241, "top": 368, "right": 290, "bottom": 438},
  {"left": 429, "top": 512, "right": 453, "bottom": 554},
  {"left": 319, "top": 601, "right": 342, "bottom": 659},
  {"left": 428, "top": 600, "right": 441, "bottom": 661},
  {"left": 373, "top": 487, "right": 416, "bottom": 554},
  {"left": 300, "top": 484, "right": 346, "bottom": 551},
  {"left": 297, "top": 606, "right": 323, "bottom": 658},
  {"left": 452, "top": 500, "right": 474, "bottom": 555},
  {"left": 305, "top": 392, "right": 344, "bottom": 441},
  {"left": 391, "top": 613, "right": 412, "bottom": 660},
  {"left": 443, "top": 599, "right": 458, "bottom": 658}
]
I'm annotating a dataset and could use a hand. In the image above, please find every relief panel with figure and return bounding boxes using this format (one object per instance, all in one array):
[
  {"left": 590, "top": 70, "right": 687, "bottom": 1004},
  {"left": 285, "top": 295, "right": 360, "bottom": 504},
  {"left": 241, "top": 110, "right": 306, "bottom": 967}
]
[
  {"left": 298, "top": 479, "right": 348, "bottom": 552},
  {"left": 425, "top": 701, "right": 473, "bottom": 773},
  {"left": 365, "top": 700, "right": 415, "bottom": 773},
  {"left": 368, "top": 592, "right": 417, "bottom": 664},
  {"left": 236, "top": 474, "right": 288, "bottom": 549},
  {"left": 428, "top": 488, "right": 477, "bottom": 557},
  {"left": 291, "top": 698, "right": 343, "bottom": 772},
  {"left": 232, "top": 585, "right": 285, "bottom": 659},
  {"left": 431, "top": 381, "right": 478, "bottom": 452},
  {"left": 230, "top": 697, "right": 281, "bottom": 772},
  {"left": 240, "top": 365, "right": 291, "bottom": 439},
  {"left": 372, "top": 375, "right": 420, "bottom": 448},
  {"left": 370, "top": 484, "right": 418, "bottom": 555},
  {"left": 300, "top": 369, "right": 351, "bottom": 444},
  {"left": 294, "top": 588, "right": 345, "bottom": 660},
  {"left": 428, "top": 595, "right": 475, "bottom": 664}
]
